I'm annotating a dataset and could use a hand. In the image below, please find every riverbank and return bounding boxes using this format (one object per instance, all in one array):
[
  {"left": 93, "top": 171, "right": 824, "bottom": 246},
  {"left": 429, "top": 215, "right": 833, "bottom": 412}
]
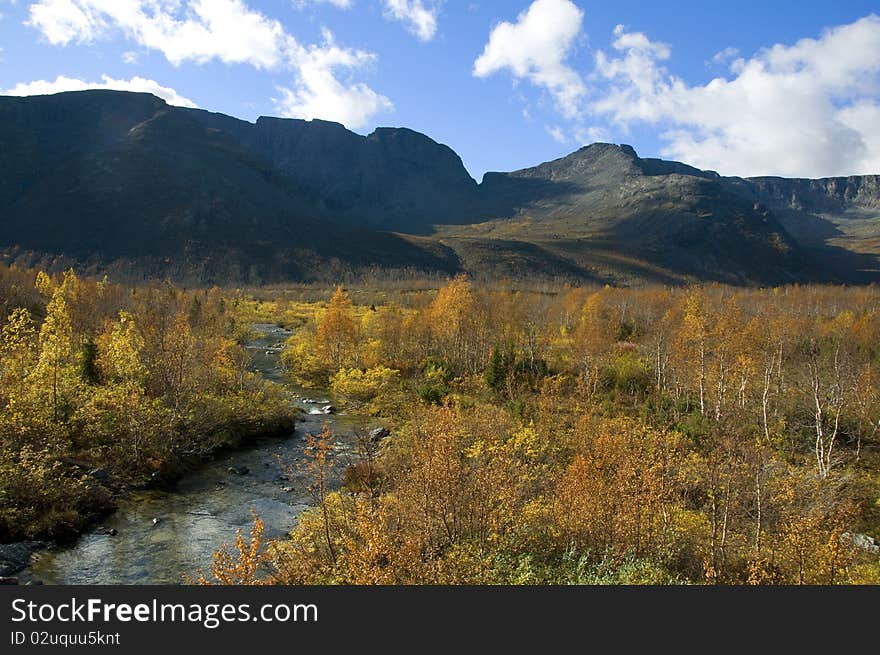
[
  {"left": 11, "top": 325, "right": 368, "bottom": 585},
  {"left": 1, "top": 414, "right": 298, "bottom": 580},
  {"left": 1, "top": 325, "right": 301, "bottom": 582},
  {"left": 0, "top": 402, "right": 298, "bottom": 569}
]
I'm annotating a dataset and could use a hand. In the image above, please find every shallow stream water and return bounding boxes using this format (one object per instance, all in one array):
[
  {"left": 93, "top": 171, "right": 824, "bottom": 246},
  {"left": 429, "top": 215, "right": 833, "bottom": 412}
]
[{"left": 23, "top": 324, "right": 366, "bottom": 584}]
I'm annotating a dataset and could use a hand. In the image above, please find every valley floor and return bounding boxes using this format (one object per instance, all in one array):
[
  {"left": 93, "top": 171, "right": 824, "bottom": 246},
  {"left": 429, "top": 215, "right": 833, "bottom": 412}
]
[
  {"left": 212, "top": 280, "right": 880, "bottom": 585},
  {"left": 2, "top": 268, "right": 880, "bottom": 584}
]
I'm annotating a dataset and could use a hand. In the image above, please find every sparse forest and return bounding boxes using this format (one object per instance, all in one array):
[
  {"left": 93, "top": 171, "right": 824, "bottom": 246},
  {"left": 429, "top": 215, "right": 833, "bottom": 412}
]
[
  {"left": 219, "top": 277, "right": 880, "bottom": 585},
  {"left": 0, "top": 265, "right": 296, "bottom": 542},
  {"left": 3, "top": 265, "right": 880, "bottom": 584}
]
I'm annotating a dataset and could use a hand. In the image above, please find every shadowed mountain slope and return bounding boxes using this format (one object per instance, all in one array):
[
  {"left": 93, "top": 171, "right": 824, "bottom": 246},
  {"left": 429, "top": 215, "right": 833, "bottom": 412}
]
[{"left": 1, "top": 90, "right": 878, "bottom": 285}]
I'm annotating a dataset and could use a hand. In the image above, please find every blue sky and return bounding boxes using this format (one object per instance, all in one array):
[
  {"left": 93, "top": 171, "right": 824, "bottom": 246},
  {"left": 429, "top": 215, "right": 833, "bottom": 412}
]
[{"left": 1, "top": 1, "right": 878, "bottom": 180}]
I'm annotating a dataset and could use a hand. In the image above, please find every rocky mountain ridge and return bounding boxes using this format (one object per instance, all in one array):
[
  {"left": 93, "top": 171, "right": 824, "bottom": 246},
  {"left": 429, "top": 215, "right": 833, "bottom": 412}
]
[{"left": 0, "top": 90, "right": 878, "bottom": 285}]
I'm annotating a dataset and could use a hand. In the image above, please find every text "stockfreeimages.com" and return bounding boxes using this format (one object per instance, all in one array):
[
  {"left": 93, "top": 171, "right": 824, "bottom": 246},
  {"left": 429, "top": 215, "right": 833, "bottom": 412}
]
[{"left": 10, "top": 598, "right": 318, "bottom": 630}]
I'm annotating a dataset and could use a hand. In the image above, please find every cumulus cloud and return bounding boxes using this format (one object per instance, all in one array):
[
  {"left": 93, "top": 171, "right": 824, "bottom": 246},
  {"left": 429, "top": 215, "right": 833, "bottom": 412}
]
[
  {"left": 295, "top": 1, "right": 441, "bottom": 41},
  {"left": 473, "top": 0, "right": 586, "bottom": 119},
  {"left": 25, "top": 0, "right": 392, "bottom": 129},
  {"left": 474, "top": 6, "right": 880, "bottom": 177},
  {"left": 0, "top": 74, "right": 198, "bottom": 107},
  {"left": 27, "top": 0, "right": 296, "bottom": 67},
  {"left": 273, "top": 29, "right": 393, "bottom": 128},
  {"left": 837, "top": 101, "right": 880, "bottom": 173},
  {"left": 592, "top": 16, "right": 880, "bottom": 177},
  {"left": 383, "top": 1, "right": 440, "bottom": 41}
]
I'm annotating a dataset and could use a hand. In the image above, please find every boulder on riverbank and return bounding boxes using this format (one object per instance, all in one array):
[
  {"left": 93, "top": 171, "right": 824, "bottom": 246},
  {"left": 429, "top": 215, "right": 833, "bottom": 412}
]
[
  {"left": 370, "top": 427, "right": 391, "bottom": 442},
  {"left": 843, "top": 532, "right": 880, "bottom": 554},
  {"left": 89, "top": 468, "right": 111, "bottom": 483},
  {"left": 0, "top": 542, "right": 45, "bottom": 577},
  {"left": 308, "top": 405, "right": 336, "bottom": 415}
]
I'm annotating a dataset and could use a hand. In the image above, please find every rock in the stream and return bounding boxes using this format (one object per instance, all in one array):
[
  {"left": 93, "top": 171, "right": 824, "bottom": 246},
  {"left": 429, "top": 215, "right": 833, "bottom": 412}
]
[
  {"left": 151, "top": 518, "right": 161, "bottom": 527},
  {"left": 95, "top": 526, "right": 117, "bottom": 536},
  {"left": 370, "top": 427, "right": 391, "bottom": 443},
  {"left": 281, "top": 486, "right": 295, "bottom": 494},
  {"left": 321, "top": 405, "right": 336, "bottom": 414},
  {"left": 843, "top": 532, "right": 880, "bottom": 554},
  {"left": 227, "top": 466, "right": 250, "bottom": 476},
  {"left": 89, "top": 467, "right": 111, "bottom": 483},
  {"left": 0, "top": 542, "right": 43, "bottom": 577}
]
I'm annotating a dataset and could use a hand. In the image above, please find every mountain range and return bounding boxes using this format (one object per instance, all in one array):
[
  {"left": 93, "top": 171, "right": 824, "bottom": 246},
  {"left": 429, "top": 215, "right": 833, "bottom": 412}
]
[{"left": 1, "top": 89, "right": 878, "bottom": 286}]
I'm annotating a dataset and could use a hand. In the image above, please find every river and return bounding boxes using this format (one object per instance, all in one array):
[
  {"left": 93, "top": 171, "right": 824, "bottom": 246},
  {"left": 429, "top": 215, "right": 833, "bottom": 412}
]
[{"left": 21, "top": 324, "right": 364, "bottom": 585}]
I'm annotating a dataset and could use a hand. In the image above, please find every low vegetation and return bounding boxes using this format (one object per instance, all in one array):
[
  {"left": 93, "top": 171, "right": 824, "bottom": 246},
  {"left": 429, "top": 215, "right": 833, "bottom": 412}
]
[
  {"left": 0, "top": 267, "right": 297, "bottom": 542},
  {"left": 4, "top": 263, "right": 879, "bottom": 584},
  {"left": 236, "top": 277, "right": 880, "bottom": 584}
]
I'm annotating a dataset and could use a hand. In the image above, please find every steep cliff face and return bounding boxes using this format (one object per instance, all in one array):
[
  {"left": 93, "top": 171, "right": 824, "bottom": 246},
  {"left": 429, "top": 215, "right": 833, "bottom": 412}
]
[
  {"left": 0, "top": 94, "right": 320, "bottom": 255},
  {"left": 0, "top": 90, "right": 482, "bottom": 242},
  {"left": 0, "top": 91, "right": 167, "bottom": 209},
  {"left": 741, "top": 175, "right": 880, "bottom": 213},
  {"left": 185, "top": 113, "right": 481, "bottom": 231},
  {"left": 251, "top": 119, "right": 480, "bottom": 230},
  {"left": 0, "top": 91, "right": 465, "bottom": 283}
]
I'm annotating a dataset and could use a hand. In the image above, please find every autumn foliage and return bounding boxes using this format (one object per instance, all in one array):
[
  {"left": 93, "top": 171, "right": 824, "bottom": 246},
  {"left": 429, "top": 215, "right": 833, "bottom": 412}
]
[
  {"left": 4, "top": 265, "right": 880, "bottom": 585},
  {"left": 265, "top": 280, "right": 880, "bottom": 585},
  {"left": 0, "top": 268, "right": 297, "bottom": 541}
]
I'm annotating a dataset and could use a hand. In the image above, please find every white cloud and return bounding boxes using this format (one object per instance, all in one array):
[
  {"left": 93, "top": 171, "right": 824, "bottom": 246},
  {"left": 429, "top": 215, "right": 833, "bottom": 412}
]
[
  {"left": 122, "top": 49, "right": 138, "bottom": 64},
  {"left": 0, "top": 74, "right": 198, "bottom": 107},
  {"left": 574, "top": 125, "right": 610, "bottom": 144},
  {"left": 838, "top": 100, "right": 880, "bottom": 173},
  {"left": 27, "top": 0, "right": 294, "bottom": 68},
  {"left": 26, "top": 0, "right": 392, "bottom": 129},
  {"left": 473, "top": 0, "right": 586, "bottom": 119},
  {"left": 273, "top": 29, "right": 393, "bottom": 129},
  {"left": 591, "top": 15, "right": 880, "bottom": 177},
  {"left": 710, "top": 46, "right": 739, "bottom": 66},
  {"left": 383, "top": 0, "right": 440, "bottom": 41},
  {"left": 546, "top": 124, "right": 567, "bottom": 144}
]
